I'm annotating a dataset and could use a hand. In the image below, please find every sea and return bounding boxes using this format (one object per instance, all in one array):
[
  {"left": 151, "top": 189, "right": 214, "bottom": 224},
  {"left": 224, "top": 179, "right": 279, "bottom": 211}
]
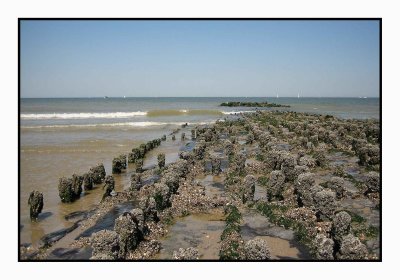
[{"left": 19, "top": 97, "right": 379, "bottom": 247}]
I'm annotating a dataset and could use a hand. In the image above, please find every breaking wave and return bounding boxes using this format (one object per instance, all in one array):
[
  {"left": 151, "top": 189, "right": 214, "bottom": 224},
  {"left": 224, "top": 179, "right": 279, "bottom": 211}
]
[
  {"left": 20, "top": 112, "right": 147, "bottom": 120},
  {"left": 21, "top": 109, "right": 256, "bottom": 120},
  {"left": 21, "top": 120, "right": 216, "bottom": 130}
]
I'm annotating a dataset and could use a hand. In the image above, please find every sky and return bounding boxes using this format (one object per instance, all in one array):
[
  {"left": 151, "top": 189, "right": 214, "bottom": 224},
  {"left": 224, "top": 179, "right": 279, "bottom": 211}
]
[{"left": 20, "top": 20, "right": 380, "bottom": 98}]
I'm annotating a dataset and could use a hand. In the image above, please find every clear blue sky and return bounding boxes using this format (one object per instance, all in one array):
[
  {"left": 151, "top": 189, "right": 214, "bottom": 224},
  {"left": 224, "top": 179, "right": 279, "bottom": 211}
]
[{"left": 20, "top": 20, "right": 380, "bottom": 98}]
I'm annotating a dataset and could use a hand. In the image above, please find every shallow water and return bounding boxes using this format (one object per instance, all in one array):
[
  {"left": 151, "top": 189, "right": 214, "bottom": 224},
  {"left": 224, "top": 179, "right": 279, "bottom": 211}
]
[
  {"left": 157, "top": 211, "right": 226, "bottom": 260},
  {"left": 241, "top": 209, "right": 312, "bottom": 260},
  {"left": 20, "top": 128, "right": 191, "bottom": 247}
]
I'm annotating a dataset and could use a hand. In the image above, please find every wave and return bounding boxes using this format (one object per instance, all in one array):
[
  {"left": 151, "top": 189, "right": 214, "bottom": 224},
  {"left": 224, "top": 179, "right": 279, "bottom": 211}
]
[
  {"left": 20, "top": 112, "right": 147, "bottom": 120},
  {"left": 222, "top": 110, "right": 256, "bottom": 115},
  {"left": 146, "top": 109, "right": 223, "bottom": 117},
  {"left": 21, "top": 120, "right": 216, "bottom": 130},
  {"left": 20, "top": 109, "right": 255, "bottom": 121}
]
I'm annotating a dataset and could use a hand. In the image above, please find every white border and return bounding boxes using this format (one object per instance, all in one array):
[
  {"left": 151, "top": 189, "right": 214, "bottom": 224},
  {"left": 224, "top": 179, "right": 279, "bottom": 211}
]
[{"left": 1, "top": 0, "right": 397, "bottom": 279}]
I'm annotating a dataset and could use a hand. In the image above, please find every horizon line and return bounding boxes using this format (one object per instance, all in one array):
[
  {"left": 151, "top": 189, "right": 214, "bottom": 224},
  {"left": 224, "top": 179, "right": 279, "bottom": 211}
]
[{"left": 20, "top": 96, "right": 380, "bottom": 99}]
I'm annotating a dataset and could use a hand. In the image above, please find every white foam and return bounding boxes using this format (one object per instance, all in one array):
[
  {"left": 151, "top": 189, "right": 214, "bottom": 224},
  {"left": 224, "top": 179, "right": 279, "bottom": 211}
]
[
  {"left": 222, "top": 110, "right": 256, "bottom": 115},
  {"left": 21, "top": 121, "right": 188, "bottom": 129},
  {"left": 20, "top": 111, "right": 147, "bottom": 120}
]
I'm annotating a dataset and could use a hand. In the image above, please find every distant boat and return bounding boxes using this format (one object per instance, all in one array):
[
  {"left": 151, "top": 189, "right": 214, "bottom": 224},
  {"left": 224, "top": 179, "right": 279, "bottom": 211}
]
[
  {"left": 104, "top": 96, "right": 109, "bottom": 99},
  {"left": 298, "top": 93, "right": 300, "bottom": 99},
  {"left": 123, "top": 96, "right": 126, "bottom": 98},
  {"left": 276, "top": 93, "right": 279, "bottom": 98}
]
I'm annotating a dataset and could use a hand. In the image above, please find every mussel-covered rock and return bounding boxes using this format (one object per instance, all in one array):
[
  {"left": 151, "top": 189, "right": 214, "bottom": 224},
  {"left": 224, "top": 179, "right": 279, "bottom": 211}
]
[
  {"left": 331, "top": 211, "right": 351, "bottom": 243},
  {"left": 313, "top": 234, "right": 334, "bottom": 260},
  {"left": 280, "top": 153, "right": 297, "bottom": 182},
  {"left": 244, "top": 238, "right": 271, "bottom": 260},
  {"left": 326, "top": 177, "right": 346, "bottom": 199},
  {"left": 112, "top": 158, "right": 123, "bottom": 174},
  {"left": 28, "top": 190, "right": 43, "bottom": 220},
  {"left": 58, "top": 177, "right": 75, "bottom": 203},
  {"left": 173, "top": 247, "right": 200, "bottom": 260},
  {"left": 71, "top": 174, "right": 83, "bottom": 197},
  {"left": 267, "top": 170, "right": 285, "bottom": 200},
  {"left": 119, "top": 154, "right": 127, "bottom": 169},
  {"left": 136, "top": 158, "right": 144, "bottom": 173},
  {"left": 157, "top": 153, "right": 165, "bottom": 169},
  {"left": 129, "top": 148, "right": 141, "bottom": 163},
  {"left": 211, "top": 155, "right": 222, "bottom": 175},
  {"left": 130, "top": 173, "right": 142, "bottom": 191},
  {"left": 103, "top": 175, "right": 115, "bottom": 199},
  {"left": 83, "top": 172, "right": 93, "bottom": 190},
  {"left": 153, "top": 183, "right": 171, "bottom": 210},
  {"left": 314, "top": 189, "right": 337, "bottom": 220},
  {"left": 139, "top": 197, "right": 158, "bottom": 222},
  {"left": 336, "top": 234, "right": 368, "bottom": 260},
  {"left": 90, "top": 163, "right": 106, "bottom": 184},
  {"left": 365, "top": 171, "right": 380, "bottom": 194},
  {"left": 242, "top": 175, "right": 256, "bottom": 203},
  {"left": 90, "top": 230, "right": 119, "bottom": 260},
  {"left": 114, "top": 212, "right": 142, "bottom": 257}
]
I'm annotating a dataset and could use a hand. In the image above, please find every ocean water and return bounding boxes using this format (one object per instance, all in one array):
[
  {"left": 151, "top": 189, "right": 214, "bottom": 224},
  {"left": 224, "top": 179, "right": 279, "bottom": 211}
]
[{"left": 19, "top": 97, "right": 379, "bottom": 247}]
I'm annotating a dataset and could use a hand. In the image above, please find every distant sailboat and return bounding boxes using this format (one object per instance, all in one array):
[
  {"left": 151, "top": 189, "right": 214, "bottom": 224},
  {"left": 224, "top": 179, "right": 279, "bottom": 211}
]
[
  {"left": 298, "top": 92, "right": 300, "bottom": 99},
  {"left": 276, "top": 93, "right": 279, "bottom": 98},
  {"left": 123, "top": 96, "right": 126, "bottom": 98}
]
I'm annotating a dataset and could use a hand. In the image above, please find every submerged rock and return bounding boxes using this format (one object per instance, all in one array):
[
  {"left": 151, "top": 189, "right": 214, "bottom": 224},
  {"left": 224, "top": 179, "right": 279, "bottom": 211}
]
[
  {"left": 28, "top": 190, "right": 43, "bottom": 220},
  {"left": 173, "top": 247, "right": 200, "bottom": 260},
  {"left": 90, "top": 163, "right": 106, "bottom": 184},
  {"left": 244, "top": 238, "right": 271, "bottom": 260}
]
